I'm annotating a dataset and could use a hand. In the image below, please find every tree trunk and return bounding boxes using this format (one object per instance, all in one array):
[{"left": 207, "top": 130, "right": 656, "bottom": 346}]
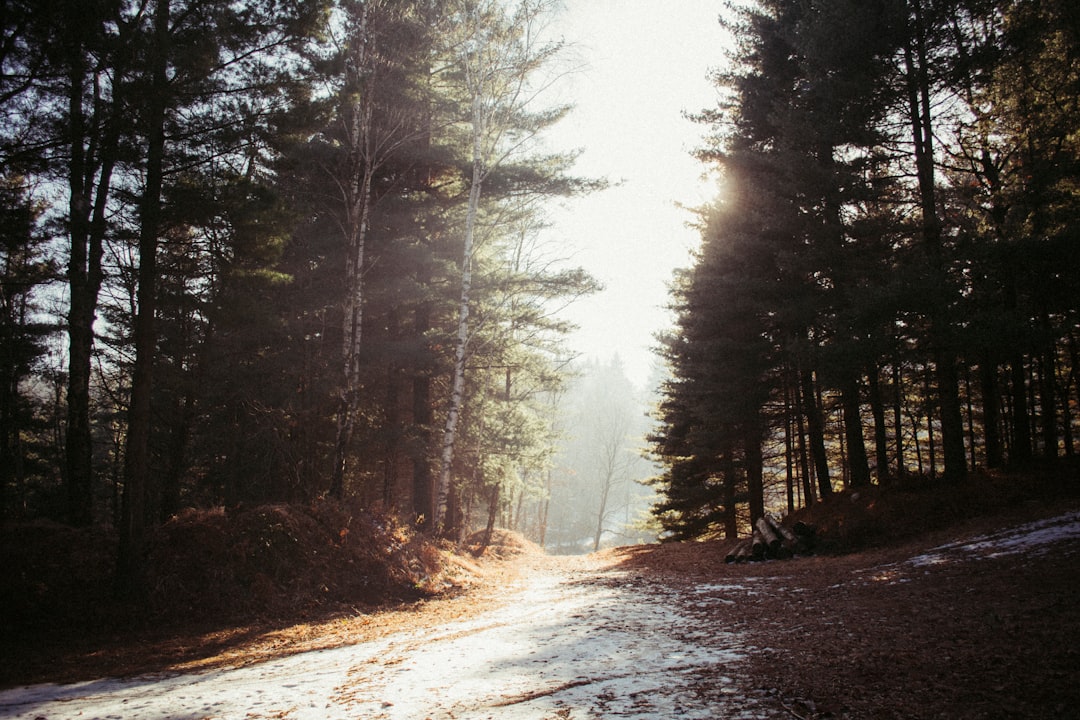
[
  {"left": 841, "top": 374, "right": 871, "bottom": 488},
  {"left": 904, "top": 0, "right": 966, "bottom": 483},
  {"left": 118, "top": 0, "right": 170, "bottom": 596},
  {"left": 66, "top": 288, "right": 97, "bottom": 526},
  {"left": 435, "top": 90, "right": 485, "bottom": 533},
  {"left": 1010, "top": 353, "right": 1031, "bottom": 463},
  {"left": 744, "top": 422, "right": 765, "bottom": 524},
  {"left": 411, "top": 257, "right": 434, "bottom": 527},
  {"left": 1038, "top": 329, "right": 1057, "bottom": 460},
  {"left": 1061, "top": 333, "right": 1077, "bottom": 456},
  {"left": 794, "top": 369, "right": 814, "bottom": 506},
  {"left": 963, "top": 363, "right": 977, "bottom": 471},
  {"left": 538, "top": 466, "right": 551, "bottom": 547},
  {"left": 893, "top": 361, "right": 905, "bottom": 479},
  {"left": 980, "top": 355, "right": 1004, "bottom": 468},
  {"left": 935, "top": 348, "right": 966, "bottom": 480},
  {"left": 412, "top": 368, "right": 433, "bottom": 525},
  {"left": 754, "top": 516, "right": 781, "bottom": 556},
  {"left": 592, "top": 473, "right": 611, "bottom": 552},
  {"left": 784, "top": 380, "right": 796, "bottom": 513},
  {"left": 330, "top": 159, "right": 374, "bottom": 498},
  {"left": 384, "top": 363, "right": 401, "bottom": 507},
  {"left": 479, "top": 481, "right": 499, "bottom": 552},
  {"left": 925, "top": 367, "right": 936, "bottom": 479},
  {"left": 868, "top": 368, "right": 889, "bottom": 483},
  {"left": 330, "top": 1, "right": 377, "bottom": 499},
  {"left": 800, "top": 367, "right": 832, "bottom": 499},
  {"left": 63, "top": 12, "right": 123, "bottom": 526},
  {"left": 160, "top": 388, "right": 195, "bottom": 521}
]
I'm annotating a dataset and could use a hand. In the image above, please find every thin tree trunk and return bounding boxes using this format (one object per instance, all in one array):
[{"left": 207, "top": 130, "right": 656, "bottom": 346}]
[
  {"left": 1061, "top": 334, "right": 1077, "bottom": 456},
  {"left": 841, "top": 374, "right": 871, "bottom": 488},
  {"left": 435, "top": 90, "right": 485, "bottom": 533},
  {"left": 384, "top": 363, "right": 401, "bottom": 507},
  {"left": 161, "top": 387, "right": 195, "bottom": 521},
  {"left": 925, "top": 367, "right": 936, "bottom": 479},
  {"left": 963, "top": 363, "right": 977, "bottom": 471},
  {"left": 330, "top": 2, "right": 377, "bottom": 499},
  {"left": 411, "top": 258, "right": 434, "bottom": 527},
  {"left": 330, "top": 163, "right": 375, "bottom": 498},
  {"left": 64, "top": 18, "right": 123, "bottom": 526},
  {"left": 794, "top": 371, "right": 814, "bottom": 506},
  {"left": 538, "top": 466, "right": 551, "bottom": 547},
  {"left": 119, "top": 0, "right": 170, "bottom": 595},
  {"left": 980, "top": 355, "right": 1004, "bottom": 468},
  {"left": 908, "top": 403, "right": 924, "bottom": 476},
  {"left": 1010, "top": 353, "right": 1031, "bottom": 463},
  {"left": 893, "top": 361, "right": 905, "bottom": 479},
  {"left": 904, "top": 0, "right": 966, "bottom": 482},
  {"left": 868, "top": 368, "right": 889, "bottom": 484},
  {"left": 800, "top": 367, "right": 832, "bottom": 500},
  {"left": 784, "top": 379, "right": 795, "bottom": 513},
  {"left": 744, "top": 422, "right": 765, "bottom": 524},
  {"left": 479, "top": 481, "right": 499, "bottom": 552},
  {"left": 721, "top": 446, "right": 738, "bottom": 539},
  {"left": 1038, "top": 331, "right": 1057, "bottom": 460},
  {"left": 592, "top": 470, "right": 611, "bottom": 552}
]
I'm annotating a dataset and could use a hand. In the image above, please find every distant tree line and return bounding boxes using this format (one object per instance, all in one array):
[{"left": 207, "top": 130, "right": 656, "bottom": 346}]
[
  {"left": 0, "top": 0, "right": 598, "bottom": 587},
  {"left": 650, "top": 0, "right": 1080, "bottom": 540}
]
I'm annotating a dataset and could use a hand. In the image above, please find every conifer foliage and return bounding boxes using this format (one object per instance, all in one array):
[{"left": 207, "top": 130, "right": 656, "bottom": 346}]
[
  {"left": 650, "top": 0, "right": 1080, "bottom": 539},
  {"left": 0, "top": 0, "right": 596, "bottom": 588}
]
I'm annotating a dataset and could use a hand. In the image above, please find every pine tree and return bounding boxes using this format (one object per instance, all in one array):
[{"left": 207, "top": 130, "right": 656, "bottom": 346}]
[
  {"left": 0, "top": 175, "right": 57, "bottom": 521},
  {"left": 431, "top": 0, "right": 581, "bottom": 534}
]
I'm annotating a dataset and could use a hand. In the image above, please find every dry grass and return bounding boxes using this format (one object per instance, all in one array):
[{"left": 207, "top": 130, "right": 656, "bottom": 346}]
[{"left": 0, "top": 499, "right": 467, "bottom": 687}]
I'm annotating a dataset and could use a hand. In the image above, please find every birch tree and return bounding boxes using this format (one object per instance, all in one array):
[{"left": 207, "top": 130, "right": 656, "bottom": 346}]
[
  {"left": 321, "top": 0, "right": 436, "bottom": 498},
  {"left": 432, "top": 0, "right": 572, "bottom": 533}
]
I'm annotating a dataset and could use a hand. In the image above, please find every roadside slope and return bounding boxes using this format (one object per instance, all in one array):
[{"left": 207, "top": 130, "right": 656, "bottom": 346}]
[{"left": 608, "top": 505, "right": 1080, "bottom": 719}]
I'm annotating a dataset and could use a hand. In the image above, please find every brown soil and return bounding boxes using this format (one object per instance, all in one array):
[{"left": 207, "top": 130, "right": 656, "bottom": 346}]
[
  {"left": 604, "top": 493, "right": 1080, "bottom": 719},
  {"left": 3, "top": 480, "right": 1079, "bottom": 719}
]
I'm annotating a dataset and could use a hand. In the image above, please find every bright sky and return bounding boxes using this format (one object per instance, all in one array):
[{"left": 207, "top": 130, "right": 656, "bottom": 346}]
[{"left": 546, "top": 0, "right": 731, "bottom": 388}]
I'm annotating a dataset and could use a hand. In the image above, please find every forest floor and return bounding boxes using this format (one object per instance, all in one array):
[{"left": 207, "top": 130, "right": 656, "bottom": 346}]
[{"left": 2, "top": 475, "right": 1079, "bottom": 718}]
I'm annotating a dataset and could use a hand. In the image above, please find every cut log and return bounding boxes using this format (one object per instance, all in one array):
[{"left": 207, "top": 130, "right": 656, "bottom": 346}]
[
  {"left": 773, "top": 519, "right": 800, "bottom": 548},
  {"left": 755, "top": 516, "right": 782, "bottom": 555},
  {"left": 751, "top": 530, "right": 767, "bottom": 560},
  {"left": 792, "top": 520, "right": 817, "bottom": 552},
  {"left": 725, "top": 538, "right": 753, "bottom": 563},
  {"left": 724, "top": 517, "right": 815, "bottom": 563}
]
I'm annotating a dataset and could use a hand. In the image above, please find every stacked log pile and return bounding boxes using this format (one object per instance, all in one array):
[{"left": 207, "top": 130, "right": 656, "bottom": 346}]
[{"left": 725, "top": 516, "right": 816, "bottom": 563}]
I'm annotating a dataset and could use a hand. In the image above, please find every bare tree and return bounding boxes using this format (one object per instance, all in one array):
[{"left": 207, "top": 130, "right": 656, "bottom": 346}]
[{"left": 590, "top": 404, "right": 632, "bottom": 552}]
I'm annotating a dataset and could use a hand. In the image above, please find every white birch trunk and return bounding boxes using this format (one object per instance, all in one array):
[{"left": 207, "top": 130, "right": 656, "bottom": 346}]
[
  {"left": 330, "top": 2, "right": 375, "bottom": 497},
  {"left": 434, "top": 88, "right": 485, "bottom": 531}
]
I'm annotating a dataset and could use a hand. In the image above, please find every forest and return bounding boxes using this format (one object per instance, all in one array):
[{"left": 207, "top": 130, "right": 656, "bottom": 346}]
[
  {"left": 3, "top": 2, "right": 1080, "bottom": 715},
  {"left": 0, "top": 0, "right": 668, "bottom": 597},
  {"left": 2, "top": 0, "right": 1079, "bottom": 603},
  {"left": 650, "top": 0, "right": 1080, "bottom": 539}
]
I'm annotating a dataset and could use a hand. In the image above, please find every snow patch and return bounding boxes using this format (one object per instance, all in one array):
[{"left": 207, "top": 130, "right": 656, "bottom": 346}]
[
  {"left": 908, "top": 510, "right": 1080, "bottom": 566},
  {"left": 0, "top": 569, "right": 778, "bottom": 719}
]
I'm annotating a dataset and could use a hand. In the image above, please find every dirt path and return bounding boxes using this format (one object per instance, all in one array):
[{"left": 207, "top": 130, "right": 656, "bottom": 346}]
[
  {"left": 3, "top": 509, "right": 1078, "bottom": 719},
  {"left": 0, "top": 556, "right": 778, "bottom": 720}
]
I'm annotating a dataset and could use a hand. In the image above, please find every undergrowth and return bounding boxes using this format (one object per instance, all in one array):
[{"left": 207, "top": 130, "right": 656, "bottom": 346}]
[{"left": 0, "top": 499, "right": 453, "bottom": 639}]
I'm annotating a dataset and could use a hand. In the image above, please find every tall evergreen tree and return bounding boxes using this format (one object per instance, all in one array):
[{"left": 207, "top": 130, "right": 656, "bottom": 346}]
[
  {"left": 0, "top": 175, "right": 57, "bottom": 520},
  {"left": 431, "top": 0, "right": 581, "bottom": 534}
]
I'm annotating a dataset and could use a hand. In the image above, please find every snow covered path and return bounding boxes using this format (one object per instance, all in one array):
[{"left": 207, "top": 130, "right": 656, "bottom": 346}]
[{"left": 0, "top": 563, "right": 772, "bottom": 720}]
